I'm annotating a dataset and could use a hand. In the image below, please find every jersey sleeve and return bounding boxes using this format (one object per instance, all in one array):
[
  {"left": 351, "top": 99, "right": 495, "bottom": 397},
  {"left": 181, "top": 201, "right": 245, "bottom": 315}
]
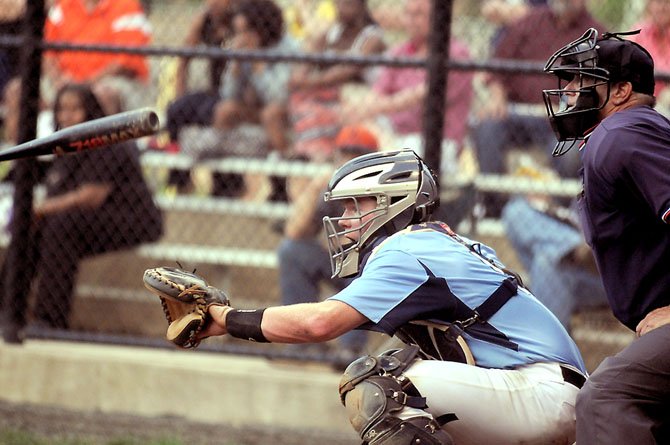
[
  {"left": 616, "top": 128, "right": 670, "bottom": 224},
  {"left": 108, "top": 0, "right": 152, "bottom": 80},
  {"left": 328, "top": 248, "right": 432, "bottom": 335}
]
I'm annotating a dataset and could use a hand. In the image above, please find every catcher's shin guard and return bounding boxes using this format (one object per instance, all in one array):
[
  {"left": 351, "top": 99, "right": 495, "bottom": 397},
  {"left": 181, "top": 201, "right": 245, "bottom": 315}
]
[
  {"left": 339, "top": 346, "right": 454, "bottom": 445},
  {"left": 343, "top": 378, "right": 454, "bottom": 445},
  {"left": 363, "top": 416, "right": 454, "bottom": 445}
]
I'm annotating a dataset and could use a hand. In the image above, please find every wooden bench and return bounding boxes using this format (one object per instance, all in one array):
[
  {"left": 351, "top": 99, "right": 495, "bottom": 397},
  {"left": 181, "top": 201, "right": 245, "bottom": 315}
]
[{"left": 5, "top": 157, "right": 628, "bottom": 371}]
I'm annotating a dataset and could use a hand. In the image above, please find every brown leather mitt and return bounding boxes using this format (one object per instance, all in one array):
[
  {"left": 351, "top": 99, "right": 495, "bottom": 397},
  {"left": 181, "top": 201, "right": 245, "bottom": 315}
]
[{"left": 143, "top": 267, "right": 230, "bottom": 348}]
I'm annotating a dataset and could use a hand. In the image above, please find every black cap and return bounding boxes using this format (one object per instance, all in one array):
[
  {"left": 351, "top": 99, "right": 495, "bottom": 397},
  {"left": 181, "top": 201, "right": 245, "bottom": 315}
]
[{"left": 595, "top": 37, "right": 655, "bottom": 95}]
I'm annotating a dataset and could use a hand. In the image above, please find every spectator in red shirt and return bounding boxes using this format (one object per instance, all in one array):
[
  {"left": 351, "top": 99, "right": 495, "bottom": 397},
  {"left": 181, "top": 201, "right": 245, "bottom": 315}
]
[
  {"left": 288, "top": 0, "right": 385, "bottom": 163},
  {"left": 471, "top": 0, "right": 602, "bottom": 181},
  {"left": 632, "top": 0, "right": 670, "bottom": 111},
  {"left": 43, "top": 0, "right": 152, "bottom": 112},
  {"left": 338, "top": 0, "right": 474, "bottom": 177}
]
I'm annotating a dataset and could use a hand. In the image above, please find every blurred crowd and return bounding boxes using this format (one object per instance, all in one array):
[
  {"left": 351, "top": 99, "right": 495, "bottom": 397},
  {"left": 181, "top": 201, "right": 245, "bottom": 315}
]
[{"left": 1, "top": 1, "right": 668, "bottom": 187}]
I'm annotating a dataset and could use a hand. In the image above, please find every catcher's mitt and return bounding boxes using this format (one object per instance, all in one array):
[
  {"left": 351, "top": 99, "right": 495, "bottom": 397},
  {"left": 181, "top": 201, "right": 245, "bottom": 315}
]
[{"left": 143, "top": 267, "right": 230, "bottom": 348}]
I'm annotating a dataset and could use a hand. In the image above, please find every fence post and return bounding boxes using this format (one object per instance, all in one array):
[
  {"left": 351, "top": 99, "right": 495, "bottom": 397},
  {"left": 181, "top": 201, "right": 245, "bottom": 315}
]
[
  {"left": 422, "top": 0, "right": 454, "bottom": 178},
  {"left": 3, "top": 1, "right": 45, "bottom": 343}
]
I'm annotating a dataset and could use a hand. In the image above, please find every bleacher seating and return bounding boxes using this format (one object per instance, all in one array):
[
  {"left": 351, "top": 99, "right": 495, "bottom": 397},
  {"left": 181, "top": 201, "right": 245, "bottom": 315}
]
[{"left": 0, "top": 153, "right": 631, "bottom": 370}]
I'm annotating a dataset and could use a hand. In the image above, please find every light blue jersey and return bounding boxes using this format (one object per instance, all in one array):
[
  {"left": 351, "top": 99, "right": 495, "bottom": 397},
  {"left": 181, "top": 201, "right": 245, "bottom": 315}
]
[{"left": 329, "top": 222, "right": 586, "bottom": 373}]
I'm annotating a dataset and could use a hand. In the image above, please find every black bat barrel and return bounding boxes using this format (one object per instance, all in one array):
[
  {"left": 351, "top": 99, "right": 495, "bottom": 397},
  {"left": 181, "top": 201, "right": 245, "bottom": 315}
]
[{"left": 0, "top": 108, "right": 160, "bottom": 162}]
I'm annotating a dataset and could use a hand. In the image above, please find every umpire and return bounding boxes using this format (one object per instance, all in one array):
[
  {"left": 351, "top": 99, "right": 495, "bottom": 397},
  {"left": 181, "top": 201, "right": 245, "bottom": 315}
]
[{"left": 543, "top": 28, "right": 670, "bottom": 443}]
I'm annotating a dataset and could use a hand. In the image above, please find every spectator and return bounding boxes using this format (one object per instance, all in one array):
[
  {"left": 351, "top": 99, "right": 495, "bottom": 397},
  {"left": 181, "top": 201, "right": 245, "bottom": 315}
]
[
  {"left": 0, "top": 0, "right": 25, "bottom": 101},
  {"left": 288, "top": 0, "right": 385, "bottom": 163},
  {"left": 0, "top": 78, "right": 53, "bottom": 191},
  {"left": 154, "top": 0, "right": 239, "bottom": 196},
  {"left": 161, "top": 0, "right": 237, "bottom": 154},
  {"left": 42, "top": 0, "right": 152, "bottom": 113},
  {"left": 278, "top": 125, "right": 378, "bottom": 357},
  {"left": 471, "top": 0, "right": 602, "bottom": 180},
  {"left": 632, "top": 0, "right": 670, "bottom": 111},
  {"left": 502, "top": 191, "right": 607, "bottom": 329},
  {"left": 187, "top": 0, "right": 297, "bottom": 201},
  {"left": 2, "top": 77, "right": 21, "bottom": 146},
  {"left": 339, "top": 0, "right": 474, "bottom": 178},
  {"left": 480, "top": 0, "right": 547, "bottom": 49},
  {"left": 211, "top": 0, "right": 293, "bottom": 154},
  {"left": 0, "top": 83, "right": 163, "bottom": 329}
]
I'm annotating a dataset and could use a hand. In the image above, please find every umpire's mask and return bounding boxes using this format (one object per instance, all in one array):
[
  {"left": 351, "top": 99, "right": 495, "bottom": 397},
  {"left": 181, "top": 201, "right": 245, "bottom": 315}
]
[{"left": 543, "top": 28, "right": 656, "bottom": 156}]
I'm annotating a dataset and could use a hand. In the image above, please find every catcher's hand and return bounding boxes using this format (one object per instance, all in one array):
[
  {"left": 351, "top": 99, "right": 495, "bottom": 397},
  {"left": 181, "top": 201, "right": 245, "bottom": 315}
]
[{"left": 143, "top": 267, "right": 230, "bottom": 348}]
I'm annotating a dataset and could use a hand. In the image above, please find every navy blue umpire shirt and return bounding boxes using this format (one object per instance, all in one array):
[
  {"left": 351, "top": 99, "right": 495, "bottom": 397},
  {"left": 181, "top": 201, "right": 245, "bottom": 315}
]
[{"left": 579, "top": 105, "right": 670, "bottom": 330}]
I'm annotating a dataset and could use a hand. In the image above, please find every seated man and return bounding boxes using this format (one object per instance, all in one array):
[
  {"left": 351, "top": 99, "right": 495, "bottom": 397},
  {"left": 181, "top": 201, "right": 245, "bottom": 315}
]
[
  {"left": 472, "top": 0, "right": 602, "bottom": 179},
  {"left": 278, "top": 125, "right": 379, "bottom": 358},
  {"left": 502, "top": 194, "right": 607, "bottom": 329},
  {"left": 197, "top": 150, "right": 587, "bottom": 445},
  {"left": 288, "top": 0, "right": 385, "bottom": 163},
  {"left": 162, "top": 0, "right": 237, "bottom": 154},
  {"left": 470, "top": 0, "right": 603, "bottom": 216},
  {"left": 42, "top": 0, "right": 153, "bottom": 113}
]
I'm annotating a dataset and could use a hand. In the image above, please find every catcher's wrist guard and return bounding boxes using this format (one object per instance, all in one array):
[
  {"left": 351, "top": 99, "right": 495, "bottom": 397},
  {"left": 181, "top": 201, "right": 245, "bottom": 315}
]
[
  {"left": 226, "top": 309, "right": 269, "bottom": 342},
  {"left": 143, "top": 267, "right": 230, "bottom": 348}
]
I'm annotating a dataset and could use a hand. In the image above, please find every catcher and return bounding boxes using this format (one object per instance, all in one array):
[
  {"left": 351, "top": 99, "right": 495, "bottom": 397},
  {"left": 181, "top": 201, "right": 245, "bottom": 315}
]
[{"left": 144, "top": 150, "right": 587, "bottom": 445}]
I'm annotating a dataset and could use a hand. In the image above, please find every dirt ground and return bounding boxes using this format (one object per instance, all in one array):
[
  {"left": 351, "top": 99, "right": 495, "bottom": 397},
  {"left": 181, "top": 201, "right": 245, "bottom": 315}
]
[{"left": 0, "top": 401, "right": 356, "bottom": 445}]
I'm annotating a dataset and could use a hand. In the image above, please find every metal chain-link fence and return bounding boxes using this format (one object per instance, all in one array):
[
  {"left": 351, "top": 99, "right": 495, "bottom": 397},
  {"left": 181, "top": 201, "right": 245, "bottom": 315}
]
[{"left": 1, "top": 0, "right": 666, "bottom": 370}]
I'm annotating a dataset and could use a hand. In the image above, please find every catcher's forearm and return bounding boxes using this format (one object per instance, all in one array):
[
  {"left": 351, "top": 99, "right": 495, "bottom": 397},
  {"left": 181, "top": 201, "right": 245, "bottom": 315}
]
[{"left": 225, "top": 308, "right": 269, "bottom": 342}]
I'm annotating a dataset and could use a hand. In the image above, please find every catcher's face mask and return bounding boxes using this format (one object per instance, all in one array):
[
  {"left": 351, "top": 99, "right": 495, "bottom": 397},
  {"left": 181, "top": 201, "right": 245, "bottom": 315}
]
[
  {"left": 543, "top": 28, "right": 611, "bottom": 156},
  {"left": 323, "top": 196, "right": 387, "bottom": 279},
  {"left": 322, "top": 149, "right": 438, "bottom": 278}
]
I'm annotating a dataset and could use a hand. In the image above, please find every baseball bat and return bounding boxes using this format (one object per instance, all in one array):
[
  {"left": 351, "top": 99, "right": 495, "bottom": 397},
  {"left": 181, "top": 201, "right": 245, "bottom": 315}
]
[{"left": 0, "top": 107, "right": 160, "bottom": 162}]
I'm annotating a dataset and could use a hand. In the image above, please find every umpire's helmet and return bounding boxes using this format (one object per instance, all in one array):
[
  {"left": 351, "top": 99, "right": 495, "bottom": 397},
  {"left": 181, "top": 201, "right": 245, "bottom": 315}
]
[
  {"left": 542, "top": 28, "right": 655, "bottom": 156},
  {"left": 322, "top": 149, "right": 439, "bottom": 278}
]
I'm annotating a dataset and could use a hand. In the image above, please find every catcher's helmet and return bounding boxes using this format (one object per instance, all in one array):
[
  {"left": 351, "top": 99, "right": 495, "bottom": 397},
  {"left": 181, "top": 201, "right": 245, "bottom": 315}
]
[
  {"left": 322, "top": 149, "right": 439, "bottom": 278},
  {"left": 542, "top": 28, "right": 655, "bottom": 156}
]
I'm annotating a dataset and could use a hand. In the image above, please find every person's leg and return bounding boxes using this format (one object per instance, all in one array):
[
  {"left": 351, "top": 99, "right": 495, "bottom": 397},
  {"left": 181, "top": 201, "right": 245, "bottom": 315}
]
[
  {"left": 471, "top": 117, "right": 508, "bottom": 174},
  {"left": 260, "top": 101, "right": 289, "bottom": 155},
  {"left": 212, "top": 99, "right": 256, "bottom": 130},
  {"left": 502, "top": 197, "right": 594, "bottom": 327},
  {"left": 501, "top": 197, "right": 536, "bottom": 271},
  {"left": 277, "top": 238, "right": 367, "bottom": 352},
  {"left": 277, "top": 238, "right": 331, "bottom": 305},
  {"left": 30, "top": 207, "right": 136, "bottom": 329},
  {"left": 471, "top": 116, "right": 517, "bottom": 216},
  {"left": 502, "top": 196, "right": 582, "bottom": 266},
  {"left": 166, "top": 91, "right": 220, "bottom": 142},
  {"left": 576, "top": 324, "right": 670, "bottom": 444},
  {"left": 342, "top": 358, "right": 578, "bottom": 445},
  {"left": 528, "top": 251, "right": 575, "bottom": 327},
  {"left": 32, "top": 215, "right": 84, "bottom": 329}
]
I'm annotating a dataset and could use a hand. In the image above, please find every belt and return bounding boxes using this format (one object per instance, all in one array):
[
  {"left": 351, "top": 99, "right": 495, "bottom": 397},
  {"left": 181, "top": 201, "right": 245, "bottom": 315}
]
[{"left": 560, "top": 365, "right": 586, "bottom": 389}]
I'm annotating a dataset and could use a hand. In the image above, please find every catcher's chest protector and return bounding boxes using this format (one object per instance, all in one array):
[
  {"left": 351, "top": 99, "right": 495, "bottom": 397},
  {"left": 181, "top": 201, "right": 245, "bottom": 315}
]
[{"left": 395, "top": 321, "right": 475, "bottom": 364}]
